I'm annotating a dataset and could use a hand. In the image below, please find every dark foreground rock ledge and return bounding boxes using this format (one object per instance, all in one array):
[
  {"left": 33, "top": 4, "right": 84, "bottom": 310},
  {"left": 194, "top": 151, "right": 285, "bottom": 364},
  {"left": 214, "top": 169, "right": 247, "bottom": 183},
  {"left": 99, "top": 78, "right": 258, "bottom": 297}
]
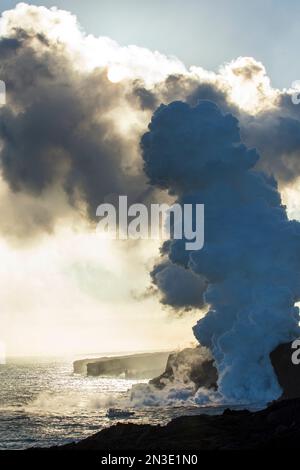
[{"left": 47, "top": 398, "right": 300, "bottom": 450}]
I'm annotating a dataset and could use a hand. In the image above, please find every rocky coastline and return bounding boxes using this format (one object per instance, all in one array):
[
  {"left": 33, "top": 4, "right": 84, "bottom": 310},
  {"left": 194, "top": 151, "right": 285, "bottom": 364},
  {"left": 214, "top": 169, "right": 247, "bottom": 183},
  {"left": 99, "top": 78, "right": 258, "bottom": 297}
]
[
  {"left": 48, "top": 397, "right": 300, "bottom": 450},
  {"left": 42, "top": 342, "right": 300, "bottom": 450}
]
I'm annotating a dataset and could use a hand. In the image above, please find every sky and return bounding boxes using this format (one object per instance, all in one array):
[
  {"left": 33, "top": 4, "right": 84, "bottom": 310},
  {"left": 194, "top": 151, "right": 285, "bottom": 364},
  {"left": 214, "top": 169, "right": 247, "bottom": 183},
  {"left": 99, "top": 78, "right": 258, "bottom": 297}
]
[
  {"left": 1, "top": 0, "right": 300, "bottom": 89},
  {"left": 1, "top": 1, "right": 300, "bottom": 358}
]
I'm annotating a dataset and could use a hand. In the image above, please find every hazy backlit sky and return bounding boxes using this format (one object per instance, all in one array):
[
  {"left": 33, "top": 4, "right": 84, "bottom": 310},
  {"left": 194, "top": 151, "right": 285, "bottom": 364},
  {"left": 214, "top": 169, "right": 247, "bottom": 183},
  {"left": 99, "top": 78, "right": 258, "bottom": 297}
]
[{"left": 1, "top": 0, "right": 300, "bottom": 88}]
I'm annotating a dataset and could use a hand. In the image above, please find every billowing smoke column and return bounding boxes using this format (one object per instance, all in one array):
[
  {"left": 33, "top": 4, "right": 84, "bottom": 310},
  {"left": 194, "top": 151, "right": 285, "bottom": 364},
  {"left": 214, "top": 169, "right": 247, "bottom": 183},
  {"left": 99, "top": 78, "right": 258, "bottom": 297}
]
[{"left": 142, "top": 100, "right": 300, "bottom": 403}]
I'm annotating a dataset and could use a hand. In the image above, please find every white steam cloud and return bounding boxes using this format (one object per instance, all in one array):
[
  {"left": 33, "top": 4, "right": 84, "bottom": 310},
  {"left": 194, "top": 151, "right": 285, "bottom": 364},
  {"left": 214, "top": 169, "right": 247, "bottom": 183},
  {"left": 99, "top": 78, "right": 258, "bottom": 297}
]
[{"left": 142, "top": 100, "right": 300, "bottom": 404}]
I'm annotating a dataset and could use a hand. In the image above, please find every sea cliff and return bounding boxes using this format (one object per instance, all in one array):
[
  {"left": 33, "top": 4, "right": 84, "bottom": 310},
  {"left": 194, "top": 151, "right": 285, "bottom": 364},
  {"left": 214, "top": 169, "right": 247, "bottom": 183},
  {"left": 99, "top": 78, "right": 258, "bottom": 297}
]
[{"left": 73, "top": 351, "right": 171, "bottom": 379}]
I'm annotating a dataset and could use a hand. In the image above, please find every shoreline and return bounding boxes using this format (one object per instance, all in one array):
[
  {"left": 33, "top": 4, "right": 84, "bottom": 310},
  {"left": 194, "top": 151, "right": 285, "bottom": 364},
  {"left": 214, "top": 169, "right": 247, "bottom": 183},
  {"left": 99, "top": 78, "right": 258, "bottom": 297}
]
[{"left": 37, "top": 397, "right": 300, "bottom": 451}]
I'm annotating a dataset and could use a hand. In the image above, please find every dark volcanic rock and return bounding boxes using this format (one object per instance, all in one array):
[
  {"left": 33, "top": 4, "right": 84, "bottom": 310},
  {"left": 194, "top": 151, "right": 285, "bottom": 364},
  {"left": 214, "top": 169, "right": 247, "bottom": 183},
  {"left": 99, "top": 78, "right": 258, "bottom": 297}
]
[
  {"left": 49, "top": 398, "right": 300, "bottom": 450},
  {"left": 271, "top": 342, "right": 300, "bottom": 400},
  {"left": 150, "top": 346, "right": 217, "bottom": 390}
]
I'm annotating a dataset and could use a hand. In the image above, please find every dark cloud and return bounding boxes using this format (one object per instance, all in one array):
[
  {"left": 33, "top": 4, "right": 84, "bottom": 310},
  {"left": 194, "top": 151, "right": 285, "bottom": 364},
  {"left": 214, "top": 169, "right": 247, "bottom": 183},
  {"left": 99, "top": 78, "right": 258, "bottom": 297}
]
[
  {"left": 0, "top": 28, "right": 147, "bottom": 234},
  {"left": 0, "top": 36, "right": 21, "bottom": 57},
  {"left": 151, "top": 260, "right": 206, "bottom": 311},
  {"left": 242, "top": 93, "right": 300, "bottom": 184},
  {"left": 186, "top": 82, "right": 237, "bottom": 112},
  {"left": 130, "top": 82, "right": 158, "bottom": 111}
]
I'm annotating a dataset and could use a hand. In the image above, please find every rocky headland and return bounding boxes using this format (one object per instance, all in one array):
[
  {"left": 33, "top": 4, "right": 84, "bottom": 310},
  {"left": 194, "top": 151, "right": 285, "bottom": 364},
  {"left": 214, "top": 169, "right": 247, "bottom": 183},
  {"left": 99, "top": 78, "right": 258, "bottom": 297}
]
[{"left": 73, "top": 351, "right": 171, "bottom": 379}]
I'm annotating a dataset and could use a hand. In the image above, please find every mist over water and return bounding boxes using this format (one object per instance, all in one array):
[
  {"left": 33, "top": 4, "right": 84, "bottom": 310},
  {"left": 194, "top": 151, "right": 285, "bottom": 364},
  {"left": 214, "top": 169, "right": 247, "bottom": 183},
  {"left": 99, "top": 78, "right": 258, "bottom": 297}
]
[
  {"left": 0, "top": 357, "right": 139, "bottom": 449},
  {"left": 0, "top": 357, "right": 259, "bottom": 449}
]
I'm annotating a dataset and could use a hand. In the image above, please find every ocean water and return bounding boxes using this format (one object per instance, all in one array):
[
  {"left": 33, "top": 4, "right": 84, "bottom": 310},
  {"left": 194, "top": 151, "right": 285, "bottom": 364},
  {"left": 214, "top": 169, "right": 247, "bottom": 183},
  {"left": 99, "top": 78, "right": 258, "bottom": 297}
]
[{"left": 0, "top": 357, "right": 251, "bottom": 450}]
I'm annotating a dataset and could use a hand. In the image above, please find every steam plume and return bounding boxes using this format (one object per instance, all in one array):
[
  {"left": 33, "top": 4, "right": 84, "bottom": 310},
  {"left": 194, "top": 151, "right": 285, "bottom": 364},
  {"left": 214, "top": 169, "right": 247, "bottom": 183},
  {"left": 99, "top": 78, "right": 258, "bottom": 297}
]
[{"left": 142, "top": 100, "right": 300, "bottom": 403}]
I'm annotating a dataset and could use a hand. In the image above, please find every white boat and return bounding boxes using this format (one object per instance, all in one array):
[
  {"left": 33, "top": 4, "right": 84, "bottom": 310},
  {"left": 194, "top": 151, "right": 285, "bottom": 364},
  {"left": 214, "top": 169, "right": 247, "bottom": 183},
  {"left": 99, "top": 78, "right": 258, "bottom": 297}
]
[{"left": 106, "top": 408, "right": 135, "bottom": 419}]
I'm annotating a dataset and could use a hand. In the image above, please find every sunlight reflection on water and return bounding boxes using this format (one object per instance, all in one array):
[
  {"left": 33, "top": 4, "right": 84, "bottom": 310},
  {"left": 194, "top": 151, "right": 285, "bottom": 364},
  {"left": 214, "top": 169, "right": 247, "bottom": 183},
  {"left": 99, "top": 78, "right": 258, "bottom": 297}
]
[{"left": 0, "top": 358, "right": 255, "bottom": 449}]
